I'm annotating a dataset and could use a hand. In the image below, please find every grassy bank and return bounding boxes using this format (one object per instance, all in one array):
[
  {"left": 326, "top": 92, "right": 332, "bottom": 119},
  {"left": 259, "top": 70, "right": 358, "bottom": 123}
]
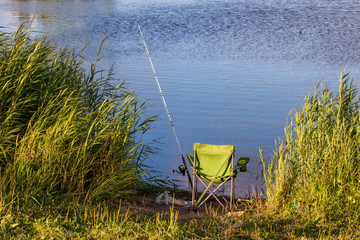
[
  {"left": 0, "top": 25, "right": 155, "bottom": 210},
  {"left": 261, "top": 72, "right": 360, "bottom": 236},
  {"left": 1, "top": 192, "right": 359, "bottom": 239},
  {"left": 1, "top": 25, "right": 360, "bottom": 239}
]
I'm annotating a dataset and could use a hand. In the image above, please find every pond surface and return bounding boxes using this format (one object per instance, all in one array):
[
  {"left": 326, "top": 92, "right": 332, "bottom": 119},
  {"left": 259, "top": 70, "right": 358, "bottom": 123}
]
[{"left": 1, "top": 0, "right": 360, "bottom": 196}]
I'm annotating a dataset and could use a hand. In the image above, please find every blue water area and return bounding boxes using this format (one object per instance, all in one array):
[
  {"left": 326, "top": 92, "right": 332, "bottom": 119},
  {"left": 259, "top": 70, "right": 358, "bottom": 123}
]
[{"left": 1, "top": 0, "right": 360, "bottom": 196}]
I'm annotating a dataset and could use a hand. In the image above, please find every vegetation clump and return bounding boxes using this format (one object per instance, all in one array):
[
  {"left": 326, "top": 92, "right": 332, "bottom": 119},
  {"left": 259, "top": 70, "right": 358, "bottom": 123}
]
[
  {"left": 0, "top": 25, "right": 154, "bottom": 206},
  {"left": 261, "top": 72, "right": 360, "bottom": 227},
  {"left": 1, "top": 25, "right": 360, "bottom": 239}
]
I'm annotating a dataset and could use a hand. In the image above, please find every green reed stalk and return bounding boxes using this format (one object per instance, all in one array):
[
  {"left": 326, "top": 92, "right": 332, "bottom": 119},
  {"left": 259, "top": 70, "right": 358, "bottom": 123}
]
[
  {"left": 261, "top": 72, "right": 360, "bottom": 224},
  {"left": 0, "top": 24, "right": 155, "bottom": 205}
]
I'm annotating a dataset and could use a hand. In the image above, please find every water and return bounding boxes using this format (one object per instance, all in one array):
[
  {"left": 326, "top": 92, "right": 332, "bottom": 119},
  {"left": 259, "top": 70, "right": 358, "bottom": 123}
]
[{"left": 1, "top": 0, "right": 360, "bottom": 196}]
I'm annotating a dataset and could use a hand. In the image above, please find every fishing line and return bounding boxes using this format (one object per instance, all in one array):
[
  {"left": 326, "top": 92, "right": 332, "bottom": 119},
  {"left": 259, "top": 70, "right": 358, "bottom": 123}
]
[{"left": 138, "top": 24, "right": 193, "bottom": 188}]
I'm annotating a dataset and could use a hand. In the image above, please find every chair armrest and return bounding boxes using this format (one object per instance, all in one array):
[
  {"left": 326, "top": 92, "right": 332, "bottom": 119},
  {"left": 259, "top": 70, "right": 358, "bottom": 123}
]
[{"left": 234, "top": 157, "right": 250, "bottom": 173}]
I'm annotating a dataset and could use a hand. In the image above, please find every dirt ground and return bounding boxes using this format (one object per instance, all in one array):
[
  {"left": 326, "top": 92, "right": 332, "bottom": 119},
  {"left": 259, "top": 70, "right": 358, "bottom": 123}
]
[{"left": 125, "top": 190, "right": 255, "bottom": 219}]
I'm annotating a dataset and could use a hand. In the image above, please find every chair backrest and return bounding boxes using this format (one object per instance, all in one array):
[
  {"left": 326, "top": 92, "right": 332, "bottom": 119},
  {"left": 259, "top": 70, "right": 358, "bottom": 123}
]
[{"left": 193, "top": 143, "right": 235, "bottom": 183}]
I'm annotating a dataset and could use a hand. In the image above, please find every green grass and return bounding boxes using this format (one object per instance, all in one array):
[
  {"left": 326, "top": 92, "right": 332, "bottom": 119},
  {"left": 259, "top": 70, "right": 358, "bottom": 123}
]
[
  {"left": 0, "top": 24, "right": 155, "bottom": 207},
  {"left": 1, "top": 24, "right": 360, "bottom": 239},
  {"left": 261, "top": 72, "right": 360, "bottom": 229},
  {"left": 0, "top": 194, "right": 359, "bottom": 239}
]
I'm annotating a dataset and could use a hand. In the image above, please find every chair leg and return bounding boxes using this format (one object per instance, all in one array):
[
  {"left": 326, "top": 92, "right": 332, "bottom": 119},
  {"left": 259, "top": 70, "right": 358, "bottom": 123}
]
[
  {"left": 192, "top": 150, "right": 198, "bottom": 209},
  {"left": 197, "top": 186, "right": 226, "bottom": 209},
  {"left": 192, "top": 174, "right": 197, "bottom": 208},
  {"left": 230, "top": 151, "right": 235, "bottom": 211},
  {"left": 196, "top": 177, "right": 232, "bottom": 209},
  {"left": 230, "top": 176, "right": 234, "bottom": 211},
  {"left": 197, "top": 178, "right": 227, "bottom": 209}
]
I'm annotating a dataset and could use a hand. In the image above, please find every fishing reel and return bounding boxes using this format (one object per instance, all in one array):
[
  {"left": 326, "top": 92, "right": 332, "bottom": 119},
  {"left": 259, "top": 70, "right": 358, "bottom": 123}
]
[{"left": 173, "top": 165, "right": 186, "bottom": 176}]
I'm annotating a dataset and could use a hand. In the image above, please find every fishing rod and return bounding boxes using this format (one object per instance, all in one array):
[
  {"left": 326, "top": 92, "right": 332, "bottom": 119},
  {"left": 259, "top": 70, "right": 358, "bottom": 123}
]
[{"left": 138, "top": 24, "right": 193, "bottom": 188}]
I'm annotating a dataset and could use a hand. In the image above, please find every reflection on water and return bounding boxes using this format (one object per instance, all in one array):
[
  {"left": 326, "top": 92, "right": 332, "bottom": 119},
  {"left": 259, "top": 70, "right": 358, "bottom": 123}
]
[{"left": 1, "top": 0, "right": 360, "bottom": 195}]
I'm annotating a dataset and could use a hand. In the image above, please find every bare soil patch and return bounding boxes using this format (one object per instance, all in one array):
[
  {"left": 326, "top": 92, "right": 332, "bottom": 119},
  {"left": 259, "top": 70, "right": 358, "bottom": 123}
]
[{"left": 124, "top": 190, "right": 256, "bottom": 219}]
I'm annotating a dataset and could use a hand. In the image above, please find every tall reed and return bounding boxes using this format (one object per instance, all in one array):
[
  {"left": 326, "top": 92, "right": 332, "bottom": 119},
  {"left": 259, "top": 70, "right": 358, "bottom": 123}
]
[
  {"left": 0, "top": 25, "right": 154, "bottom": 205},
  {"left": 261, "top": 72, "right": 360, "bottom": 224}
]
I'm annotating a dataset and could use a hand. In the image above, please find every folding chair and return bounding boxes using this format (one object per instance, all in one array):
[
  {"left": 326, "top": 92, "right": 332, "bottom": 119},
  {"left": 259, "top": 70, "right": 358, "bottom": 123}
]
[{"left": 186, "top": 143, "right": 249, "bottom": 211}]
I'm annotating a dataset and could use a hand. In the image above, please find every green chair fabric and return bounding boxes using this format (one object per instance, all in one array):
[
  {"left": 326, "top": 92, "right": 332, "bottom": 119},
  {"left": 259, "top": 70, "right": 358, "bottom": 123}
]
[
  {"left": 187, "top": 143, "right": 235, "bottom": 210},
  {"left": 187, "top": 143, "right": 249, "bottom": 211},
  {"left": 187, "top": 143, "right": 234, "bottom": 183}
]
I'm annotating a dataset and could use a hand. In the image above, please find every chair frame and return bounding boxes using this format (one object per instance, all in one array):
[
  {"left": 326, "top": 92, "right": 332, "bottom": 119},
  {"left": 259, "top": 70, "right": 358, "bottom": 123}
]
[{"left": 191, "top": 145, "right": 235, "bottom": 211}]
